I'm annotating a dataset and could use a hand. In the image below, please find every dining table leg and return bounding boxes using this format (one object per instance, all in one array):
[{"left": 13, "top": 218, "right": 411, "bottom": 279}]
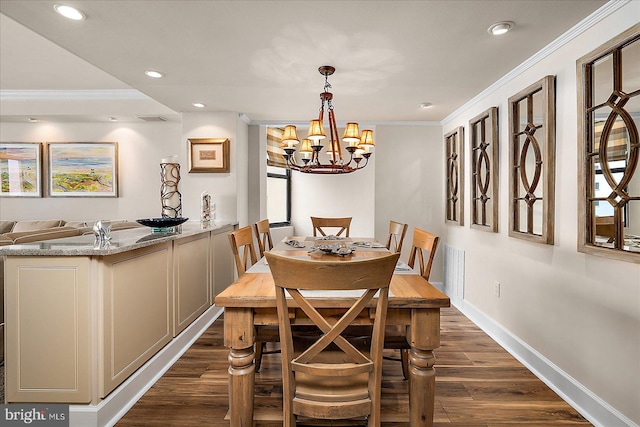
[
  {"left": 408, "top": 308, "right": 441, "bottom": 427},
  {"left": 224, "top": 307, "right": 256, "bottom": 427}
]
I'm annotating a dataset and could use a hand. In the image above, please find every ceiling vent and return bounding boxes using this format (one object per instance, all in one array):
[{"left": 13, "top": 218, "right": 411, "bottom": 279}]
[{"left": 137, "top": 116, "right": 167, "bottom": 122}]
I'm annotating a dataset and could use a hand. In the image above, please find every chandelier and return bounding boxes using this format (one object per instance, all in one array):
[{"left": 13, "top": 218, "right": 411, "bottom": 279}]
[{"left": 281, "top": 66, "right": 374, "bottom": 174}]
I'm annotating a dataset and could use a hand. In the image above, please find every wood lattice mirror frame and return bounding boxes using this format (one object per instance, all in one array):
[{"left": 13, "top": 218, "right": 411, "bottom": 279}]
[
  {"left": 577, "top": 23, "right": 640, "bottom": 263},
  {"left": 469, "top": 107, "right": 499, "bottom": 232},
  {"left": 508, "top": 75, "right": 556, "bottom": 244},
  {"left": 445, "top": 126, "right": 464, "bottom": 226}
]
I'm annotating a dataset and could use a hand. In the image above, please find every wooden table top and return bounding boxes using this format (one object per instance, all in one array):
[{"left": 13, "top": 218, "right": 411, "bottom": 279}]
[
  {"left": 214, "top": 236, "right": 450, "bottom": 309},
  {"left": 214, "top": 273, "right": 450, "bottom": 309}
]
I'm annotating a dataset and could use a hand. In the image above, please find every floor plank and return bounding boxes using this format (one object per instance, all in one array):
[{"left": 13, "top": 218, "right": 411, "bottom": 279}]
[{"left": 115, "top": 306, "right": 592, "bottom": 426}]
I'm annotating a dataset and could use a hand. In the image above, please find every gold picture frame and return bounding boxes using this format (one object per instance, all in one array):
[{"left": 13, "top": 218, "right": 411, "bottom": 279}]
[
  {"left": 0, "top": 142, "right": 43, "bottom": 197},
  {"left": 47, "top": 142, "right": 118, "bottom": 197},
  {"left": 188, "top": 138, "right": 230, "bottom": 173}
]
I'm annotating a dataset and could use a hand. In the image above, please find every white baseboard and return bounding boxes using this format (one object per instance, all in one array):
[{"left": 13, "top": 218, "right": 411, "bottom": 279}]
[
  {"left": 445, "top": 292, "right": 637, "bottom": 427},
  {"left": 69, "top": 305, "right": 224, "bottom": 427}
]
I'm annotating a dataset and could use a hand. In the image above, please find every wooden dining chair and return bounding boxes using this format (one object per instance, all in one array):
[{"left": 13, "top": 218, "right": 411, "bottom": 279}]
[
  {"left": 310, "top": 216, "right": 352, "bottom": 237},
  {"left": 253, "top": 218, "right": 274, "bottom": 257},
  {"left": 228, "top": 225, "right": 258, "bottom": 277},
  {"left": 386, "top": 227, "right": 440, "bottom": 379},
  {"left": 265, "top": 251, "right": 399, "bottom": 427},
  {"left": 407, "top": 228, "right": 440, "bottom": 280},
  {"left": 386, "top": 220, "right": 408, "bottom": 254},
  {"left": 228, "top": 225, "right": 275, "bottom": 371}
]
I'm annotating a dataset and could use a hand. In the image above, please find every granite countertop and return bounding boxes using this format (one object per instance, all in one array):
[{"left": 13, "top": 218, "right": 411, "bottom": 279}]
[{"left": 0, "top": 220, "right": 237, "bottom": 256}]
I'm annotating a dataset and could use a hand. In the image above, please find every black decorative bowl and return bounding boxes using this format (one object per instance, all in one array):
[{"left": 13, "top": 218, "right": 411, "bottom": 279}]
[{"left": 136, "top": 217, "right": 189, "bottom": 228}]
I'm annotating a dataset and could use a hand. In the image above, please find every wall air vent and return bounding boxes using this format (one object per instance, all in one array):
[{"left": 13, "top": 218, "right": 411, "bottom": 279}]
[{"left": 137, "top": 116, "right": 167, "bottom": 122}]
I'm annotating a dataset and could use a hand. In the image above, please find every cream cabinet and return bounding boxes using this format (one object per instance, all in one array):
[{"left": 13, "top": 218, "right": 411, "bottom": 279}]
[
  {"left": 2, "top": 222, "right": 237, "bottom": 405},
  {"left": 4, "top": 256, "right": 92, "bottom": 403},
  {"left": 100, "top": 243, "right": 173, "bottom": 397},
  {"left": 173, "top": 233, "right": 210, "bottom": 336}
]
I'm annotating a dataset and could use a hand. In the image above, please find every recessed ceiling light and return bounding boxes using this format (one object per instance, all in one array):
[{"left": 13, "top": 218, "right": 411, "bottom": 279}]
[
  {"left": 144, "top": 70, "right": 163, "bottom": 78},
  {"left": 53, "top": 4, "right": 86, "bottom": 21},
  {"left": 488, "top": 21, "right": 514, "bottom": 36},
  {"left": 419, "top": 102, "right": 433, "bottom": 109},
  {"left": 193, "top": 103, "right": 205, "bottom": 108},
  {"left": 27, "top": 117, "right": 39, "bottom": 123}
]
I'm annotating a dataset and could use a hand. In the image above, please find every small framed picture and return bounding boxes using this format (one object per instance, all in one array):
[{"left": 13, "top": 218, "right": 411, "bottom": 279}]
[
  {"left": 188, "top": 138, "right": 230, "bottom": 173},
  {"left": 47, "top": 142, "right": 118, "bottom": 197},
  {"left": 0, "top": 142, "right": 43, "bottom": 197}
]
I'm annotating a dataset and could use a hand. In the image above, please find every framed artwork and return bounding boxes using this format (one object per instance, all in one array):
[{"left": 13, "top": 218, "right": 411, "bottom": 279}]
[
  {"left": 47, "top": 142, "right": 118, "bottom": 197},
  {"left": 188, "top": 138, "right": 230, "bottom": 173},
  {"left": 445, "top": 126, "right": 465, "bottom": 226},
  {"left": 0, "top": 142, "right": 43, "bottom": 197}
]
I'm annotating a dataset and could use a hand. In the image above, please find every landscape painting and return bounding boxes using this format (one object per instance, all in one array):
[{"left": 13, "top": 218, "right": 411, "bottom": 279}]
[
  {"left": 48, "top": 142, "right": 118, "bottom": 197},
  {"left": 0, "top": 143, "right": 42, "bottom": 197}
]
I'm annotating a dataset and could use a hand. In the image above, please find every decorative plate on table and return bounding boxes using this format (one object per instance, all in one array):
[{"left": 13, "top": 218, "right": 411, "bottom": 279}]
[
  {"left": 136, "top": 217, "right": 189, "bottom": 228},
  {"left": 352, "top": 241, "right": 386, "bottom": 248},
  {"left": 310, "top": 244, "right": 356, "bottom": 256}
]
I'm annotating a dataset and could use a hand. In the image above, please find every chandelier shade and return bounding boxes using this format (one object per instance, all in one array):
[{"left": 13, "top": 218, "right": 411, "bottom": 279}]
[{"left": 281, "top": 66, "right": 374, "bottom": 174}]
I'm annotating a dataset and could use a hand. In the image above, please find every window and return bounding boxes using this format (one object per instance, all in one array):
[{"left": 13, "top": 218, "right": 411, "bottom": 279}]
[
  {"left": 267, "top": 166, "right": 291, "bottom": 226},
  {"left": 577, "top": 23, "right": 640, "bottom": 262},
  {"left": 266, "top": 128, "right": 291, "bottom": 226}
]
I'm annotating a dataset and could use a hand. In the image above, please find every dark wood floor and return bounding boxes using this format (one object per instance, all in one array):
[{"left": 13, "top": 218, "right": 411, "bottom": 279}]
[{"left": 116, "top": 306, "right": 592, "bottom": 426}]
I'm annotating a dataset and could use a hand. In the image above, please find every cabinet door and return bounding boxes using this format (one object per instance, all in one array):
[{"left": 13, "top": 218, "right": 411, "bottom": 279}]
[
  {"left": 5, "top": 256, "right": 91, "bottom": 403},
  {"left": 173, "top": 233, "right": 210, "bottom": 336},
  {"left": 212, "top": 226, "right": 236, "bottom": 300},
  {"left": 101, "top": 243, "right": 172, "bottom": 397}
]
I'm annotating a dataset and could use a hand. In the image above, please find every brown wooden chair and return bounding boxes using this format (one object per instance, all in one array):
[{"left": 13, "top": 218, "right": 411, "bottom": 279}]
[
  {"left": 595, "top": 215, "right": 615, "bottom": 243},
  {"left": 228, "top": 225, "right": 275, "bottom": 371},
  {"left": 265, "top": 251, "right": 399, "bottom": 427},
  {"left": 386, "top": 227, "right": 440, "bottom": 379},
  {"left": 228, "top": 225, "right": 258, "bottom": 277},
  {"left": 253, "top": 219, "right": 274, "bottom": 257},
  {"left": 310, "top": 216, "right": 352, "bottom": 237},
  {"left": 386, "top": 220, "right": 408, "bottom": 254}
]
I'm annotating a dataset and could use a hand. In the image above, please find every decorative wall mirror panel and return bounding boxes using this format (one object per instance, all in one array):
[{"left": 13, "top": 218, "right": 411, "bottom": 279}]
[
  {"left": 445, "top": 126, "right": 464, "bottom": 226},
  {"left": 577, "top": 23, "right": 640, "bottom": 263},
  {"left": 470, "top": 107, "right": 499, "bottom": 232},
  {"left": 508, "top": 75, "right": 556, "bottom": 244}
]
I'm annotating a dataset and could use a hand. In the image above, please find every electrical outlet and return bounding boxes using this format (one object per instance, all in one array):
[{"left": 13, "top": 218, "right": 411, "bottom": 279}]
[{"left": 494, "top": 281, "right": 501, "bottom": 297}]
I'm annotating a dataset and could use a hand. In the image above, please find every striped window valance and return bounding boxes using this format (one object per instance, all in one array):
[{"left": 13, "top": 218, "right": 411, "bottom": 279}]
[
  {"left": 594, "top": 119, "right": 629, "bottom": 161},
  {"left": 267, "top": 127, "right": 287, "bottom": 168}
]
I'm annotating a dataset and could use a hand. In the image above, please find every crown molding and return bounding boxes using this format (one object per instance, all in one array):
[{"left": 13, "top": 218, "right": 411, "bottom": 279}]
[
  {"left": 0, "top": 89, "right": 150, "bottom": 100},
  {"left": 440, "top": 0, "right": 631, "bottom": 126},
  {"left": 250, "top": 120, "right": 441, "bottom": 127}
]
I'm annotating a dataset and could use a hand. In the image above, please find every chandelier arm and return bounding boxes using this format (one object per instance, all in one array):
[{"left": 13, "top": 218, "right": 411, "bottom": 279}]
[{"left": 329, "top": 110, "right": 343, "bottom": 162}]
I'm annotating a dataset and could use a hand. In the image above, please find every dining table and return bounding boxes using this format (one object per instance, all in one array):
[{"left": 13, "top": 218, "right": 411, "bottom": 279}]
[{"left": 213, "top": 236, "right": 450, "bottom": 427}]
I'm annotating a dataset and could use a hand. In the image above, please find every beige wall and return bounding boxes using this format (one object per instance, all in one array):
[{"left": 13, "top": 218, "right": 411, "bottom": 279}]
[
  {"left": 0, "top": 112, "right": 248, "bottom": 225},
  {"left": 442, "top": 4, "right": 639, "bottom": 424},
  {"left": 374, "top": 124, "right": 445, "bottom": 283}
]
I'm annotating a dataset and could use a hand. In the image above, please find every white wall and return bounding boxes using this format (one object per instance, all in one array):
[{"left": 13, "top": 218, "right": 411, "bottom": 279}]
[
  {"left": 290, "top": 127, "right": 377, "bottom": 238},
  {"left": 442, "top": 5, "right": 639, "bottom": 425},
  {"left": 374, "top": 124, "right": 444, "bottom": 282},
  {"left": 180, "top": 112, "right": 247, "bottom": 225},
  {"left": 0, "top": 121, "right": 181, "bottom": 221},
  {"left": 0, "top": 111, "right": 249, "bottom": 226}
]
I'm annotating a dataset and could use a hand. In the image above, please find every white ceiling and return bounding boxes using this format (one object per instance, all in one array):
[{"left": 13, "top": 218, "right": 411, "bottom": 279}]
[{"left": 0, "top": 0, "right": 610, "bottom": 124}]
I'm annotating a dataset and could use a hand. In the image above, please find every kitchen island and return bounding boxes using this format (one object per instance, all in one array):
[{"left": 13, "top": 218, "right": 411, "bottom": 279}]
[{"left": 0, "top": 221, "right": 237, "bottom": 426}]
